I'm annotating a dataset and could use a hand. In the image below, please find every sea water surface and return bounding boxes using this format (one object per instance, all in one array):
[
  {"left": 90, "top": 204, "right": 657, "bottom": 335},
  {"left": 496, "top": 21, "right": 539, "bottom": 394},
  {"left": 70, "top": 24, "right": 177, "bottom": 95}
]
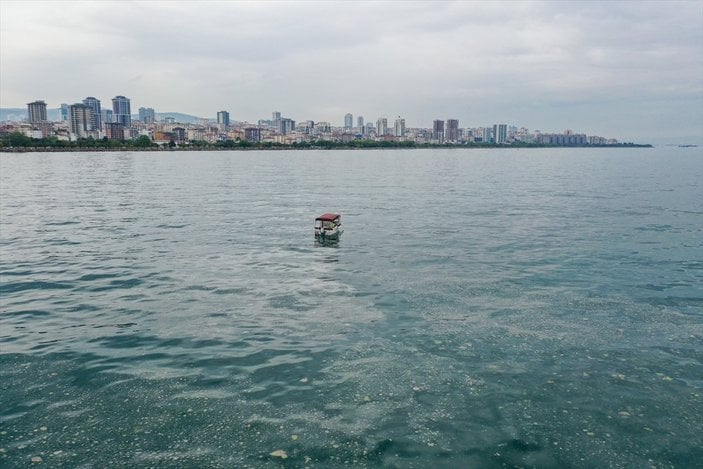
[{"left": 1, "top": 148, "right": 702, "bottom": 467}]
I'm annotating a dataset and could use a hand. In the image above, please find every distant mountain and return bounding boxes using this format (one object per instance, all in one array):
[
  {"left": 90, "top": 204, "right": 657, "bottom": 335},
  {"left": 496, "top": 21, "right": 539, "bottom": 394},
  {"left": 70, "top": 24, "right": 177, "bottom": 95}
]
[
  {"left": 0, "top": 108, "right": 65, "bottom": 121},
  {"left": 1, "top": 108, "right": 27, "bottom": 121},
  {"left": 154, "top": 112, "right": 206, "bottom": 124}
]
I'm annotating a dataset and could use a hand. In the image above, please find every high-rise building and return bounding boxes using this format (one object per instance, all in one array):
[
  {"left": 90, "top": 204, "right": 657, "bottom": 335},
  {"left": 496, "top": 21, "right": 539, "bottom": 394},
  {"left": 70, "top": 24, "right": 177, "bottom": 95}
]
[
  {"left": 101, "top": 109, "right": 114, "bottom": 125},
  {"left": 105, "top": 122, "right": 125, "bottom": 140},
  {"left": 217, "top": 111, "right": 230, "bottom": 127},
  {"left": 278, "top": 118, "right": 295, "bottom": 135},
  {"left": 139, "top": 107, "right": 155, "bottom": 124},
  {"left": 112, "top": 95, "right": 131, "bottom": 128},
  {"left": 173, "top": 127, "right": 186, "bottom": 143},
  {"left": 357, "top": 116, "right": 364, "bottom": 128},
  {"left": 69, "top": 103, "right": 93, "bottom": 138},
  {"left": 493, "top": 124, "right": 507, "bottom": 144},
  {"left": 272, "top": 111, "right": 281, "bottom": 121},
  {"left": 244, "top": 127, "right": 261, "bottom": 142},
  {"left": 376, "top": 117, "right": 388, "bottom": 136},
  {"left": 432, "top": 120, "right": 445, "bottom": 142},
  {"left": 82, "top": 97, "right": 102, "bottom": 131},
  {"left": 482, "top": 127, "right": 492, "bottom": 143},
  {"left": 446, "top": 119, "right": 459, "bottom": 141},
  {"left": 316, "top": 122, "right": 331, "bottom": 133},
  {"left": 27, "top": 100, "right": 47, "bottom": 123},
  {"left": 344, "top": 113, "right": 353, "bottom": 129},
  {"left": 60, "top": 104, "right": 69, "bottom": 122},
  {"left": 394, "top": 117, "right": 406, "bottom": 137},
  {"left": 297, "top": 120, "right": 315, "bottom": 135}
]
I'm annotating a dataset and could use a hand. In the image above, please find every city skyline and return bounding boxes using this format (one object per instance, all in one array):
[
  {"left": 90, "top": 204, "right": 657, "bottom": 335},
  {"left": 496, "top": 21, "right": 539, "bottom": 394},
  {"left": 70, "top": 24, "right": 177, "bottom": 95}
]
[
  {"left": 4, "top": 94, "right": 625, "bottom": 146},
  {"left": 2, "top": 97, "right": 626, "bottom": 141},
  {"left": 1, "top": 1, "right": 702, "bottom": 144}
]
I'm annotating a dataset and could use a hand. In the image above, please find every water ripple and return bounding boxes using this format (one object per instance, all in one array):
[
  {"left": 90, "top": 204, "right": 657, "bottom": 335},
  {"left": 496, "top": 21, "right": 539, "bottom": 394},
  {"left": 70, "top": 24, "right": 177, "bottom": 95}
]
[{"left": 1, "top": 149, "right": 701, "bottom": 467}]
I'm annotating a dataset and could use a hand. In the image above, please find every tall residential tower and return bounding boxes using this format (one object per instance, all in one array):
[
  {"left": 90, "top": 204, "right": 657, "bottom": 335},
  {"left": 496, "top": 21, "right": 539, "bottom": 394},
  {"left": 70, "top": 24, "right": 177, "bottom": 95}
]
[
  {"left": 82, "top": 97, "right": 102, "bottom": 131},
  {"left": 394, "top": 117, "right": 406, "bottom": 137},
  {"left": 112, "top": 95, "right": 131, "bottom": 128},
  {"left": 217, "top": 111, "right": 230, "bottom": 128},
  {"left": 432, "top": 120, "right": 445, "bottom": 142},
  {"left": 493, "top": 124, "right": 507, "bottom": 144},
  {"left": 27, "top": 100, "right": 47, "bottom": 123},
  {"left": 376, "top": 117, "right": 388, "bottom": 136},
  {"left": 139, "top": 107, "right": 156, "bottom": 124},
  {"left": 446, "top": 119, "right": 459, "bottom": 142},
  {"left": 69, "top": 103, "right": 93, "bottom": 138}
]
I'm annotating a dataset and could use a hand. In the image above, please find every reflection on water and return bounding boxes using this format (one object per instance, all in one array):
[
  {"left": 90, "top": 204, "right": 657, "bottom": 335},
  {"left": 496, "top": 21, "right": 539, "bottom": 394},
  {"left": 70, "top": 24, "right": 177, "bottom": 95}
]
[{"left": 315, "top": 238, "right": 341, "bottom": 252}]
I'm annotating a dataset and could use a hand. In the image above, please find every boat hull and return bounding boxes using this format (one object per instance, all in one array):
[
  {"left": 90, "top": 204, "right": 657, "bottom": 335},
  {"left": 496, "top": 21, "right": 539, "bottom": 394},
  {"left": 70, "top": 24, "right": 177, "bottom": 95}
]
[
  {"left": 315, "top": 227, "right": 343, "bottom": 240},
  {"left": 314, "top": 213, "right": 343, "bottom": 241}
]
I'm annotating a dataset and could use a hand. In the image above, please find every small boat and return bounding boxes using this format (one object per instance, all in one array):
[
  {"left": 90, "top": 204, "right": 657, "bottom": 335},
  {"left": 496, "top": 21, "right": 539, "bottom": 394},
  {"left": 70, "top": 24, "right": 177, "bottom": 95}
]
[{"left": 314, "top": 213, "right": 343, "bottom": 240}]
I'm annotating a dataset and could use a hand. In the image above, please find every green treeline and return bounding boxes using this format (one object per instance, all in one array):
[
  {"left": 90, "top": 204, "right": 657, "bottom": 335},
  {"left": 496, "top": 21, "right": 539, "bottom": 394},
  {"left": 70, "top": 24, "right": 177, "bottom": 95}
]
[
  {"left": 0, "top": 132, "right": 651, "bottom": 151},
  {"left": 0, "top": 133, "right": 158, "bottom": 150}
]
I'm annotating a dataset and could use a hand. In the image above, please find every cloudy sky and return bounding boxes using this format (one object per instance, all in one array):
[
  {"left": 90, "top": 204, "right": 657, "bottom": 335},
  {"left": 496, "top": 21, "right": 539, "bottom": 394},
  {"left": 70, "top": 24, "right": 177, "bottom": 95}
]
[{"left": 1, "top": 0, "right": 702, "bottom": 142}]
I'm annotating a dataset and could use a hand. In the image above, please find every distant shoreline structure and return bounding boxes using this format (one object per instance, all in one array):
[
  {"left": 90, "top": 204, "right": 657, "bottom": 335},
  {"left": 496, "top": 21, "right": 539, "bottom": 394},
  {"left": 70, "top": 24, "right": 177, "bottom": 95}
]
[
  {"left": 1, "top": 141, "right": 653, "bottom": 153},
  {"left": 3, "top": 105, "right": 631, "bottom": 148}
]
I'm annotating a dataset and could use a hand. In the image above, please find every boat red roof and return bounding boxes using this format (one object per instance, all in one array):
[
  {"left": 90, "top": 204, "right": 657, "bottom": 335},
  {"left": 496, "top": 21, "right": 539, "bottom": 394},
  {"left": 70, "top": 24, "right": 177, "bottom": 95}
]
[{"left": 316, "top": 213, "right": 340, "bottom": 221}]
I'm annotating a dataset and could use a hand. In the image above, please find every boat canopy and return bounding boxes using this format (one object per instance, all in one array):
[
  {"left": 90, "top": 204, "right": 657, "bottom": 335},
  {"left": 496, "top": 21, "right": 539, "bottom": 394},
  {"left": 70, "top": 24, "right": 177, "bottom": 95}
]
[{"left": 316, "top": 213, "right": 340, "bottom": 221}]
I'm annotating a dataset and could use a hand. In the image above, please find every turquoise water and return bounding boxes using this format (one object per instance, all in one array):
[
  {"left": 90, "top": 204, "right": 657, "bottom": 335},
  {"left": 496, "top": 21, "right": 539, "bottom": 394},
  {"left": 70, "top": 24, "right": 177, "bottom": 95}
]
[{"left": 1, "top": 148, "right": 701, "bottom": 467}]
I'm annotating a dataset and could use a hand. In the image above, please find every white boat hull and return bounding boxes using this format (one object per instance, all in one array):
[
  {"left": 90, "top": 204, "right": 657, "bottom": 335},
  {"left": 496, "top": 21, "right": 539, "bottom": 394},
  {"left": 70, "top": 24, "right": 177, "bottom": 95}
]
[{"left": 315, "top": 227, "right": 343, "bottom": 240}]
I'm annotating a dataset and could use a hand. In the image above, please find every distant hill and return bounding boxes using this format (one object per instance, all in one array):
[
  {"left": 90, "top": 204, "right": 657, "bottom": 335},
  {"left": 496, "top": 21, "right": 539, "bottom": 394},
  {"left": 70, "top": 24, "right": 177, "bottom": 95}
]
[
  {"left": 1, "top": 108, "right": 64, "bottom": 121},
  {"left": 1, "top": 108, "right": 209, "bottom": 124},
  {"left": 154, "top": 112, "right": 206, "bottom": 124},
  {"left": 1, "top": 108, "right": 28, "bottom": 121}
]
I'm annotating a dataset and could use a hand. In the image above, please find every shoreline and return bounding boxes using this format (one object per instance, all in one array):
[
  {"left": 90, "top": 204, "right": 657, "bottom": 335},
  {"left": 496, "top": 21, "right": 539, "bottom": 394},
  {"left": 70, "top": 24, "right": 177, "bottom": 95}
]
[{"left": 0, "top": 143, "right": 654, "bottom": 153}]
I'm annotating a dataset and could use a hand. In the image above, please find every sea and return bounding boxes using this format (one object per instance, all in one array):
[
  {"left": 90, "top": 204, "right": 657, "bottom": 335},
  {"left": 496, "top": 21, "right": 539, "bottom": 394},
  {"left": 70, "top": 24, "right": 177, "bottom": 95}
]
[{"left": 1, "top": 147, "right": 701, "bottom": 468}]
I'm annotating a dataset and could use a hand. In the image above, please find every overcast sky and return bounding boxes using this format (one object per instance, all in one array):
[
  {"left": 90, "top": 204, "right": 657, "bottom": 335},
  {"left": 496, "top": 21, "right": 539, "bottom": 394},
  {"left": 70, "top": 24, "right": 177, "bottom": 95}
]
[{"left": 1, "top": 0, "right": 702, "bottom": 141}]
